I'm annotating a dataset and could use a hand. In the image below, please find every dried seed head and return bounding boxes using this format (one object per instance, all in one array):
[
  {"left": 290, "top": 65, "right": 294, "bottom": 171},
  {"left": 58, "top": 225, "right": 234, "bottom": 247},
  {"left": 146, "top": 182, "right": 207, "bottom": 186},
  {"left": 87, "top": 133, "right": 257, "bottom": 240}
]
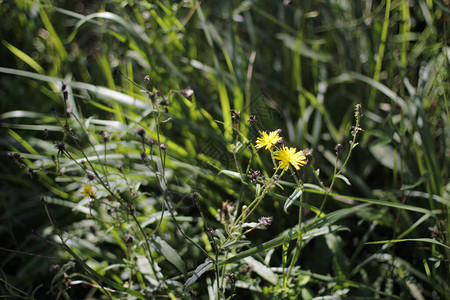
[
  {"left": 145, "top": 137, "right": 156, "bottom": 146},
  {"left": 354, "top": 103, "right": 362, "bottom": 119},
  {"left": 351, "top": 126, "right": 364, "bottom": 135},
  {"left": 230, "top": 109, "right": 240, "bottom": 124},
  {"left": 144, "top": 75, "right": 151, "bottom": 82},
  {"left": 192, "top": 192, "right": 200, "bottom": 200},
  {"left": 335, "top": 144, "right": 343, "bottom": 158},
  {"left": 180, "top": 88, "right": 194, "bottom": 100},
  {"left": 140, "top": 152, "right": 148, "bottom": 161},
  {"left": 228, "top": 273, "right": 237, "bottom": 284},
  {"left": 206, "top": 227, "right": 214, "bottom": 240},
  {"left": 159, "top": 143, "right": 167, "bottom": 151},
  {"left": 123, "top": 234, "right": 134, "bottom": 244},
  {"left": 27, "top": 168, "right": 35, "bottom": 177},
  {"left": 301, "top": 148, "right": 313, "bottom": 164},
  {"left": 159, "top": 99, "right": 170, "bottom": 106},
  {"left": 248, "top": 115, "right": 257, "bottom": 125},
  {"left": 112, "top": 68, "right": 119, "bottom": 79},
  {"left": 431, "top": 229, "right": 441, "bottom": 239},
  {"left": 258, "top": 216, "right": 273, "bottom": 227},
  {"left": 221, "top": 200, "right": 230, "bottom": 217},
  {"left": 55, "top": 143, "right": 66, "bottom": 156},
  {"left": 248, "top": 169, "right": 261, "bottom": 183},
  {"left": 8, "top": 152, "right": 21, "bottom": 162},
  {"left": 99, "top": 131, "right": 111, "bottom": 142},
  {"left": 89, "top": 225, "right": 98, "bottom": 234},
  {"left": 50, "top": 264, "right": 60, "bottom": 272},
  {"left": 43, "top": 129, "right": 51, "bottom": 140},
  {"left": 149, "top": 91, "right": 156, "bottom": 102},
  {"left": 241, "top": 264, "right": 251, "bottom": 274},
  {"left": 136, "top": 128, "right": 146, "bottom": 138}
]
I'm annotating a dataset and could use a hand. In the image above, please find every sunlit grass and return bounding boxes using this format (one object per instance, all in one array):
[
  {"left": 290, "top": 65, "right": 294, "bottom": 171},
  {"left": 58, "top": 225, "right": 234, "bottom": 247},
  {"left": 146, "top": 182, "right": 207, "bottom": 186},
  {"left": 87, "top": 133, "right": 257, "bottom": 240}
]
[{"left": 0, "top": 0, "right": 448, "bottom": 299}]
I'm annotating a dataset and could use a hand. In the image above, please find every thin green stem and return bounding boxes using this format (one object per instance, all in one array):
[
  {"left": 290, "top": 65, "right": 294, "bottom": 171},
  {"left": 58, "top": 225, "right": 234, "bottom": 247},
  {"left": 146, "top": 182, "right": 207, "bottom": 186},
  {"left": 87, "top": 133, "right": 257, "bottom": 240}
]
[
  {"left": 285, "top": 168, "right": 303, "bottom": 283},
  {"left": 315, "top": 108, "right": 362, "bottom": 221}
]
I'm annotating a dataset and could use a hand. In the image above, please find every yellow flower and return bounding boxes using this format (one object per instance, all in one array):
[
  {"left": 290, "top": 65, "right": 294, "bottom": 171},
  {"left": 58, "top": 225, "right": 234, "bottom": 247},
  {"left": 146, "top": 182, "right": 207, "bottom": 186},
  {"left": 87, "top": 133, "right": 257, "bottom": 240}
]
[
  {"left": 273, "top": 146, "right": 307, "bottom": 171},
  {"left": 80, "top": 184, "right": 95, "bottom": 198},
  {"left": 255, "top": 131, "right": 282, "bottom": 151}
]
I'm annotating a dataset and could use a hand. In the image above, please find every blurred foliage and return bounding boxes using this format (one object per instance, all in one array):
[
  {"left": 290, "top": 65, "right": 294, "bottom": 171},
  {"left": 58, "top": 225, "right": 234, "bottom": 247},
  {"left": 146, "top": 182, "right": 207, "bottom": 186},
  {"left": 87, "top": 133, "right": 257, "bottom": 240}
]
[{"left": 0, "top": 0, "right": 448, "bottom": 299}]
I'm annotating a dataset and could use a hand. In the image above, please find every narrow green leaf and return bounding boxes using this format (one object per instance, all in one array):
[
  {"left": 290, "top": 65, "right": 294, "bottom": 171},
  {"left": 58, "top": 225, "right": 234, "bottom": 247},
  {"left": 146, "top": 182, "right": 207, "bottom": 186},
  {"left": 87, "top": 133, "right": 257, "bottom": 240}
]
[
  {"left": 369, "top": 143, "right": 401, "bottom": 170},
  {"left": 335, "top": 174, "right": 352, "bottom": 186},
  {"left": 217, "top": 81, "right": 232, "bottom": 141},
  {"left": 222, "top": 239, "right": 251, "bottom": 251},
  {"left": 215, "top": 229, "right": 227, "bottom": 244},
  {"left": 1, "top": 110, "right": 46, "bottom": 119},
  {"left": 60, "top": 240, "right": 145, "bottom": 299},
  {"left": 183, "top": 258, "right": 214, "bottom": 292},
  {"left": 348, "top": 71, "right": 409, "bottom": 113},
  {"left": 39, "top": 7, "right": 68, "bottom": 60},
  {"left": 284, "top": 188, "right": 303, "bottom": 213},
  {"left": 152, "top": 236, "right": 186, "bottom": 276},
  {"left": 2, "top": 41, "right": 45, "bottom": 74},
  {"left": 244, "top": 257, "right": 278, "bottom": 285},
  {"left": 401, "top": 172, "right": 430, "bottom": 190},
  {"left": 365, "top": 238, "right": 450, "bottom": 250},
  {"left": 0, "top": 67, "right": 149, "bottom": 109},
  {"left": 276, "top": 33, "right": 331, "bottom": 62},
  {"left": 219, "top": 204, "right": 369, "bottom": 267},
  {"left": 219, "top": 170, "right": 242, "bottom": 180}
]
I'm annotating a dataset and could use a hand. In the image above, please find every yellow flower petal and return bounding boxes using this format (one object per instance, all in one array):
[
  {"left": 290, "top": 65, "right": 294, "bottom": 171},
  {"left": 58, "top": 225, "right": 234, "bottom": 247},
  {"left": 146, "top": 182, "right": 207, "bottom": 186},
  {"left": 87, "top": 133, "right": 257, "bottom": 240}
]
[
  {"left": 80, "top": 184, "right": 95, "bottom": 198},
  {"left": 273, "top": 146, "right": 307, "bottom": 171},
  {"left": 255, "top": 131, "right": 282, "bottom": 151}
]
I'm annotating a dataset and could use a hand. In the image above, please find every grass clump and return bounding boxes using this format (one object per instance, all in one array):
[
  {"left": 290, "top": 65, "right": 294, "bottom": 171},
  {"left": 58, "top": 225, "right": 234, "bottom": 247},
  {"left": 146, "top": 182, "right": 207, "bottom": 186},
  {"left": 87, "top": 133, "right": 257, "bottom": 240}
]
[{"left": 0, "top": 0, "right": 448, "bottom": 299}]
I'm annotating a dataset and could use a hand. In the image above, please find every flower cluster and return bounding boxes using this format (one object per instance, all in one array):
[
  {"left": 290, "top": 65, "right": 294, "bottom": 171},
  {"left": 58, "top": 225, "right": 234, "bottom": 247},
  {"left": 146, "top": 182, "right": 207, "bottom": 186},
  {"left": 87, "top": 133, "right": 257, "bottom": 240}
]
[{"left": 255, "top": 131, "right": 307, "bottom": 172}]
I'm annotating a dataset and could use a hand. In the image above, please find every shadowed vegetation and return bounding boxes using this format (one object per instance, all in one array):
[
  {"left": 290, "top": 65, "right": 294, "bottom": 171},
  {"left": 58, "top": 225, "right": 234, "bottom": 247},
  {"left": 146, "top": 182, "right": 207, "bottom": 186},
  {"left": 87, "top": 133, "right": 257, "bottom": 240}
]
[{"left": 0, "top": 0, "right": 448, "bottom": 299}]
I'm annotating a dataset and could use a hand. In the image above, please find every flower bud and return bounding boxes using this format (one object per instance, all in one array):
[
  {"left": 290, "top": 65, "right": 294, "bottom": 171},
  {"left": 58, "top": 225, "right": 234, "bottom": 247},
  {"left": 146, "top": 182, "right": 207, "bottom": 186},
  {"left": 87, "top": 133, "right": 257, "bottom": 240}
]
[{"left": 180, "top": 88, "right": 194, "bottom": 100}]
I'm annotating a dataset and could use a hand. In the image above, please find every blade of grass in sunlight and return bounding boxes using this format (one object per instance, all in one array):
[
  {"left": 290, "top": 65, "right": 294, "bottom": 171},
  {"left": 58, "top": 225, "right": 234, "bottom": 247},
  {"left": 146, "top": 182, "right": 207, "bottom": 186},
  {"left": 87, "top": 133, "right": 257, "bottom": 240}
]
[
  {"left": 365, "top": 238, "right": 450, "bottom": 251},
  {"left": 2, "top": 41, "right": 45, "bottom": 74}
]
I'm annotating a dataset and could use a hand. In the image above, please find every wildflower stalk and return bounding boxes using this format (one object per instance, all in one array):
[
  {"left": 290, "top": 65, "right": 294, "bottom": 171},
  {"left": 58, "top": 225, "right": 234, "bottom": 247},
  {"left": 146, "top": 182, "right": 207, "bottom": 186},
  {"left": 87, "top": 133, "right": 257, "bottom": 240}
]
[
  {"left": 234, "top": 167, "right": 283, "bottom": 227},
  {"left": 285, "top": 167, "right": 304, "bottom": 284},
  {"left": 53, "top": 109, "right": 163, "bottom": 284},
  {"left": 41, "top": 199, "right": 114, "bottom": 300},
  {"left": 141, "top": 102, "right": 211, "bottom": 260},
  {"left": 316, "top": 104, "right": 363, "bottom": 220},
  {"left": 69, "top": 112, "right": 111, "bottom": 186}
]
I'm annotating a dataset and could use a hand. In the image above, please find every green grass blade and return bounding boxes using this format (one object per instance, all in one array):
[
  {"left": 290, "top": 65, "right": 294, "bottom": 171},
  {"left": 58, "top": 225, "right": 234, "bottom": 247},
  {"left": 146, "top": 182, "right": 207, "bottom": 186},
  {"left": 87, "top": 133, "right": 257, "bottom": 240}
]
[
  {"left": 365, "top": 238, "right": 450, "bottom": 250},
  {"left": 2, "top": 41, "right": 45, "bottom": 74}
]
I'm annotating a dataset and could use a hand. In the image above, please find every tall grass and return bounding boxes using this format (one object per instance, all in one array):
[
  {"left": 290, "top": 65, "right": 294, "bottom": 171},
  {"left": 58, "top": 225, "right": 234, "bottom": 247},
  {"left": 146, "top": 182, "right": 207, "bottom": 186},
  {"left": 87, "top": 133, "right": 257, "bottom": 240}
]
[{"left": 1, "top": 0, "right": 448, "bottom": 299}]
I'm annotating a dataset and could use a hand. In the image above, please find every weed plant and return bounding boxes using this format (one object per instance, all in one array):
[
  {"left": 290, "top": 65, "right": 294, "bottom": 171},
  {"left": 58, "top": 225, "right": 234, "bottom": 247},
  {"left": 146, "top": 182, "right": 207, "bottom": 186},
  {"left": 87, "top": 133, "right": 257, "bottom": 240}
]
[{"left": 0, "top": 0, "right": 448, "bottom": 299}]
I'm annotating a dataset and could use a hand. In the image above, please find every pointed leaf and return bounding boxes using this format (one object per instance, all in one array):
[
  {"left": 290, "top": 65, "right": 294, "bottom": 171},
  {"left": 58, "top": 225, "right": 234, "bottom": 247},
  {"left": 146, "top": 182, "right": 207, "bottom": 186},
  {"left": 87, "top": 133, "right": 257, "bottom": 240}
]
[
  {"left": 284, "top": 188, "right": 303, "bottom": 213},
  {"left": 365, "top": 238, "right": 450, "bottom": 250},
  {"left": 401, "top": 172, "right": 430, "bottom": 190},
  {"left": 183, "top": 258, "right": 214, "bottom": 292},
  {"left": 219, "top": 170, "right": 242, "bottom": 180},
  {"left": 244, "top": 257, "right": 278, "bottom": 285},
  {"left": 335, "top": 174, "right": 351, "bottom": 186},
  {"left": 152, "top": 236, "right": 186, "bottom": 276}
]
